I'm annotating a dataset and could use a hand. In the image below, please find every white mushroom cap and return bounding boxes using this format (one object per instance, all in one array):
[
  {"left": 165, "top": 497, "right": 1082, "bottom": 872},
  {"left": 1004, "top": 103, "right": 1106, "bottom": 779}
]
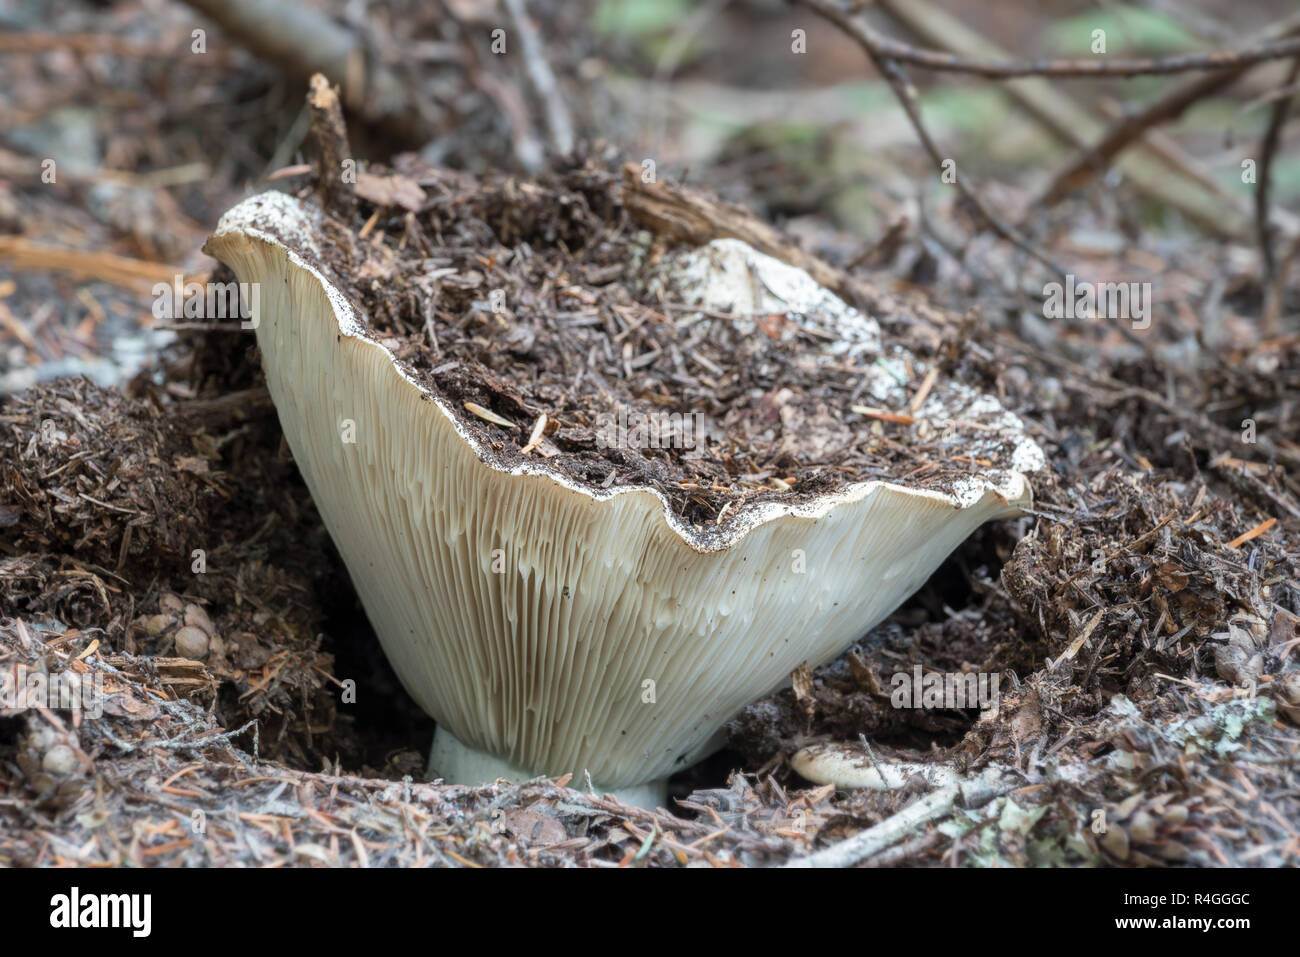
[{"left": 205, "top": 191, "right": 1036, "bottom": 796}]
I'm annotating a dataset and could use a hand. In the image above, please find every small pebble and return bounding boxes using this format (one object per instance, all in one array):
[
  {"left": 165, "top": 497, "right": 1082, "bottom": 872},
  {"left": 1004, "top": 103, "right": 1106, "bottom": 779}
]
[
  {"left": 174, "top": 626, "right": 210, "bottom": 659},
  {"left": 42, "top": 744, "right": 78, "bottom": 777},
  {"left": 184, "top": 603, "right": 215, "bottom": 637}
]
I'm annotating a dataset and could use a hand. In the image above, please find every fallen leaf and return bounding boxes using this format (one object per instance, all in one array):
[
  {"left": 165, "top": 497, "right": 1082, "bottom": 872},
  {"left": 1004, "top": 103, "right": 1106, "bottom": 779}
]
[{"left": 355, "top": 173, "right": 427, "bottom": 212}]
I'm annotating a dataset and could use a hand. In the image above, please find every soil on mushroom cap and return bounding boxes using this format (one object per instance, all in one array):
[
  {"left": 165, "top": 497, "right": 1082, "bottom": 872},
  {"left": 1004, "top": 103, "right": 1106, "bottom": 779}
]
[{"left": 298, "top": 153, "right": 1034, "bottom": 537}]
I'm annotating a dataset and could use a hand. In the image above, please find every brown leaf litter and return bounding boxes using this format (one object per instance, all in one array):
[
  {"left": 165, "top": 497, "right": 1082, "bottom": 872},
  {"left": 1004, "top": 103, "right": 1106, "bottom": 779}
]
[{"left": 2, "top": 150, "right": 1299, "bottom": 865}]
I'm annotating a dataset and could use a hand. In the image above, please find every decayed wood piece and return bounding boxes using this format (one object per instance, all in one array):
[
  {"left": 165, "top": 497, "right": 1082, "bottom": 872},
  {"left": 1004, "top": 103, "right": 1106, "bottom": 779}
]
[
  {"left": 619, "top": 163, "right": 879, "bottom": 308},
  {"left": 181, "top": 0, "right": 435, "bottom": 145},
  {"left": 103, "top": 656, "right": 214, "bottom": 696},
  {"left": 306, "top": 74, "right": 357, "bottom": 219},
  {"left": 0, "top": 237, "right": 181, "bottom": 292}
]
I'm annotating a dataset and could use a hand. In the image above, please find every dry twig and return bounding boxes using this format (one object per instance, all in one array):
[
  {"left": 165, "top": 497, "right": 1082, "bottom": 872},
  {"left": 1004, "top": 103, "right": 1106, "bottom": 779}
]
[
  {"left": 306, "top": 74, "right": 357, "bottom": 218},
  {"left": 802, "top": 0, "right": 1066, "bottom": 277},
  {"left": 784, "top": 775, "right": 1009, "bottom": 868},
  {"left": 806, "top": 1, "right": 1300, "bottom": 78},
  {"left": 502, "top": 0, "right": 575, "bottom": 158},
  {"left": 1256, "top": 58, "right": 1300, "bottom": 287}
]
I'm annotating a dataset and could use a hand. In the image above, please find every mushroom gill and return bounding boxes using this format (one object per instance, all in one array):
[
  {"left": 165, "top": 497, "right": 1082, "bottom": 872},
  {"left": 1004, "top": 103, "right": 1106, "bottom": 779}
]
[{"left": 205, "top": 190, "right": 1036, "bottom": 807}]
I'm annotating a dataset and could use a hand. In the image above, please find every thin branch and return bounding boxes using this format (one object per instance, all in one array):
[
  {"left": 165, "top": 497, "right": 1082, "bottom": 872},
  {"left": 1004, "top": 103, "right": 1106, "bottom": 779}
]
[
  {"left": 802, "top": 0, "right": 1067, "bottom": 277},
  {"left": 502, "top": 0, "right": 575, "bottom": 158},
  {"left": 644, "top": 0, "right": 732, "bottom": 162},
  {"left": 1263, "top": 217, "right": 1300, "bottom": 332},
  {"left": 806, "top": 1, "right": 1300, "bottom": 78},
  {"left": 1256, "top": 57, "right": 1300, "bottom": 283},
  {"left": 784, "top": 774, "right": 1011, "bottom": 868},
  {"left": 875, "top": 0, "right": 1274, "bottom": 237},
  {"left": 1038, "top": 71, "right": 1248, "bottom": 205},
  {"left": 440, "top": 1, "right": 544, "bottom": 172},
  {"left": 1036, "top": 15, "right": 1300, "bottom": 206}
]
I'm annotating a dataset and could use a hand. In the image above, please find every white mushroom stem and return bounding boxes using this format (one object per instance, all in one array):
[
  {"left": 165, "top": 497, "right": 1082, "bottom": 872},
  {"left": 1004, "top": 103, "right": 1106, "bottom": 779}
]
[{"left": 429, "top": 726, "right": 669, "bottom": 810}]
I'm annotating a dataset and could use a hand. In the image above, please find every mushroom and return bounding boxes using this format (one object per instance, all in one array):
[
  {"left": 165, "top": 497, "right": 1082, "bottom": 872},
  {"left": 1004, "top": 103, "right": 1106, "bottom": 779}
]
[{"left": 205, "top": 190, "right": 1039, "bottom": 807}]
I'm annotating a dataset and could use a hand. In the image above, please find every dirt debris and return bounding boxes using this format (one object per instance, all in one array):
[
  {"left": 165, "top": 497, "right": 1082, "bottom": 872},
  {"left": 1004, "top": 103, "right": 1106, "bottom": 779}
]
[
  {"left": 4, "top": 98, "right": 1300, "bottom": 868},
  {"left": 282, "top": 149, "right": 1041, "bottom": 535}
]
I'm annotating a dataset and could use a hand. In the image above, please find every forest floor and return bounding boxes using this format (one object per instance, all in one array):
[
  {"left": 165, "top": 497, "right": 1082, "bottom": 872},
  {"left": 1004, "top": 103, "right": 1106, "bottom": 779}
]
[{"left": 1, "top": 0, "right": 1298, "bottom": 866}]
